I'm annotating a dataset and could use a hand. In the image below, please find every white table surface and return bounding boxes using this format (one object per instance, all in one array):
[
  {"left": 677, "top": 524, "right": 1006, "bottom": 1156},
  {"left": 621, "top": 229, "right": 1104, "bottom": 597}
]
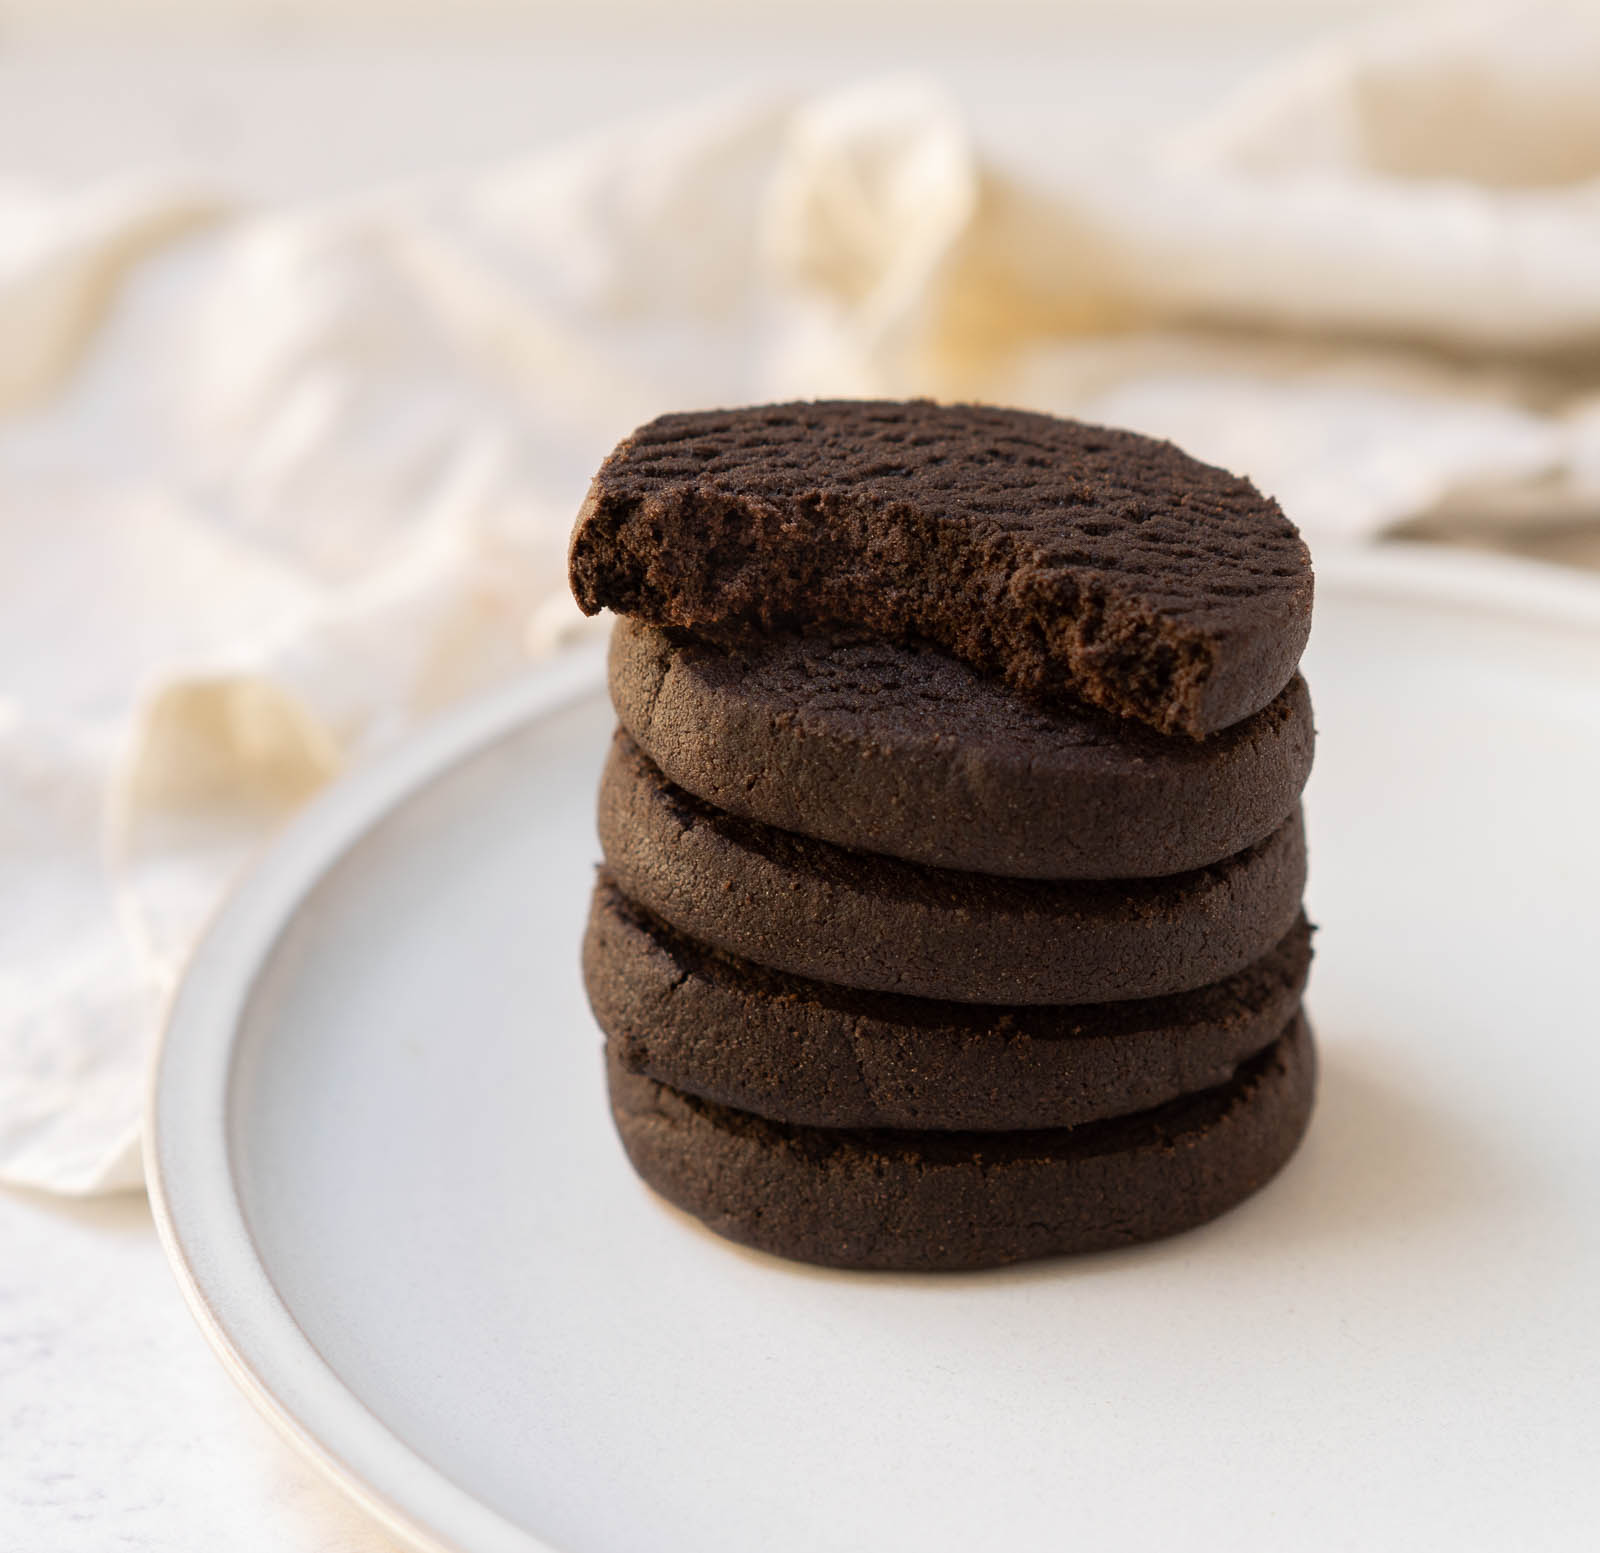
[
  {"left": 0, "top": 14, "right": 1362, "bottom": 1551},
  {"left": 2, "top": 1188, "right": 401, "bottom": 1550}
]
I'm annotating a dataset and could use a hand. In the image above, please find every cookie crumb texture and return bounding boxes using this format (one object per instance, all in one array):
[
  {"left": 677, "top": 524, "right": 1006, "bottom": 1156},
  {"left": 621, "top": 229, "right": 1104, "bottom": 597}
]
[
  {"left": 570, "top": 401, "right": 1312, "bottom": 738},
  {"left": 608, "top": 1014, "right": 1316, "bottom": 1271}
]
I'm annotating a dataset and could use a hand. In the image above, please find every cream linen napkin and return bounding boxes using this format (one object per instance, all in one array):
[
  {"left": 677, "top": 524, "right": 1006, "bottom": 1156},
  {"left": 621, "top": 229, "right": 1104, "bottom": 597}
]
[{"left": 5, "top": 4, "right": 1600, "bottom": 1194}]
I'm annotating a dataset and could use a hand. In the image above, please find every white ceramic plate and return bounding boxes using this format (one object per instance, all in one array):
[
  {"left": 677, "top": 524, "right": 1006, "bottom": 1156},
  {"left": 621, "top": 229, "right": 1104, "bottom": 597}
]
[{"left": 149, "top": 545, "right": 1600, "bottom": 1553}]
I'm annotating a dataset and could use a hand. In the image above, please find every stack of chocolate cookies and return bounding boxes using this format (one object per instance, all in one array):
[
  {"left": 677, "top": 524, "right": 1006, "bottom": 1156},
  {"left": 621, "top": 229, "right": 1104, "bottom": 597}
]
[{"left": 572, "top": 401, "right": 1316, "bottom": 1272}]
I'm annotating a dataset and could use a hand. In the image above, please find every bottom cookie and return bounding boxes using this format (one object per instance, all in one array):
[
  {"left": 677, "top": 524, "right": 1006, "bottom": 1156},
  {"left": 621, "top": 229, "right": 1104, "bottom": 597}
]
[{"left": 608, "top": 1013, "right": 1315, "bottom": 1271}]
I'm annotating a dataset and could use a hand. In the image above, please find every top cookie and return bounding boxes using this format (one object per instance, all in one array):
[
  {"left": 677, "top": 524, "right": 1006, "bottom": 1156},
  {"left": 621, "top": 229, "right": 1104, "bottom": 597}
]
[{"left": 569, "top": 400, "right": 1313, "bottom": 737}]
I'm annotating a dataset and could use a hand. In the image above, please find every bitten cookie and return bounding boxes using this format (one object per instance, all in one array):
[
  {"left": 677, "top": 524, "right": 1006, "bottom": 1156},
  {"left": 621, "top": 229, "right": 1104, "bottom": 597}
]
[
  {"left": 608, "top": 1012, "right": 1316, "bottom": 1271},
  {"left": 596, "top": 730, "right": 1308, "bottom": 1004},
  {"left": 570, "top": 401, "right": 1313, "bottom": 737},
  {"left": 586, "top": 876, "right": 1314, "bottom": 1131},
  {"left": 610, "top": 618, "right": 1315, "bottom": 878}
]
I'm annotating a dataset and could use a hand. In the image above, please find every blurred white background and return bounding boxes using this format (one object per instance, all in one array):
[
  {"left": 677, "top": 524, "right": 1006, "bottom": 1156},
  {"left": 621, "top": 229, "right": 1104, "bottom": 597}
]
[{"left": 0, "top": 0, "right": 1389, "bottom": 196}]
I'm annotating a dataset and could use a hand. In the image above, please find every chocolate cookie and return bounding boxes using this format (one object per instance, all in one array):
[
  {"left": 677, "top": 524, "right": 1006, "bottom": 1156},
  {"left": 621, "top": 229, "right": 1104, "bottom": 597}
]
[
  {"left": 608, "top": 1012, "right": 1316, "bottom": 1271},
  {"left": 610, "top": 618, "right": 1314, "bottom": 878},
  {"left": 586, "top": 876, "right": 1314, "bottom": 1131},
  {"left": 596, "top": 731, "right": 1307, "bottom": 1004},
  {"left": 570, "top": 401, "right": 1313, "bottom": 737}
]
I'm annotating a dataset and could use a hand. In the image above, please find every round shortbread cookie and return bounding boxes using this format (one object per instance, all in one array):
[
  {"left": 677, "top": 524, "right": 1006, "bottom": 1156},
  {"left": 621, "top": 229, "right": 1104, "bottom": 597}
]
[
  {"left": 596, "top": 730, "right": 1308, "bottom": 1005},
  {"left": 585, "top": 876, "right": 1313, "bottom": 1131},
  {"left": 607, "top": 1012, "right": 1316, "bottom": 1271},
  {"left": 570, "top": 400, "right": 1313, "bottom": 737},
  {"left": 609, "top": 618, "right": 1314, "bottom": 878}
]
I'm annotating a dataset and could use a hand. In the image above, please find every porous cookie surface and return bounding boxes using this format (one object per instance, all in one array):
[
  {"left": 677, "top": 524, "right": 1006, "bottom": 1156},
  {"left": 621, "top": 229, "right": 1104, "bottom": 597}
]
[
  {"left": 610, "top": 619, "right": 1315, "bottom": 877},
  {"left": 585, "top": 877, "right": 1313, "bottom": 1131},
  {"left": 608, "top": 1013, "right": 1316, "bottom": 1271},
  {"left": 570, "top": 401, "right": 1313, "bottom": 737},
  {"left": 597, "top": 732, "right": 1307, "bottom": 1005}
]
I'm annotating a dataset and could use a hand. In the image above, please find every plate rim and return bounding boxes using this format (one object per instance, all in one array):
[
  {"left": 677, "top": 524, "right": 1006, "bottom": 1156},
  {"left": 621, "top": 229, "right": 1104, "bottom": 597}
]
[
  {"left": 145, "top": 543, "right": 1600, "bottom": 1553},
  {"left": 147, "top": 637, "right": 610, "bottom": 1553}
]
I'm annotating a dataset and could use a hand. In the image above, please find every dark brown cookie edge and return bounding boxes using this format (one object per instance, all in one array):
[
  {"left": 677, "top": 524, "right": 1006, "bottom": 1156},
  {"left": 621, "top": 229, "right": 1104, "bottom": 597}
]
[
  {"left": 585, "top": 876, "right": 1313, "bottom": 1130},
  {"left": 596, "top": 728, "right": 1309, "bottom": 1004},
  {"left": 610, "top": 618, "right": 1315, "bottom": 878},
  {"left": 606, "top": 1012, "right": 1316, "bottom": 1271}
]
